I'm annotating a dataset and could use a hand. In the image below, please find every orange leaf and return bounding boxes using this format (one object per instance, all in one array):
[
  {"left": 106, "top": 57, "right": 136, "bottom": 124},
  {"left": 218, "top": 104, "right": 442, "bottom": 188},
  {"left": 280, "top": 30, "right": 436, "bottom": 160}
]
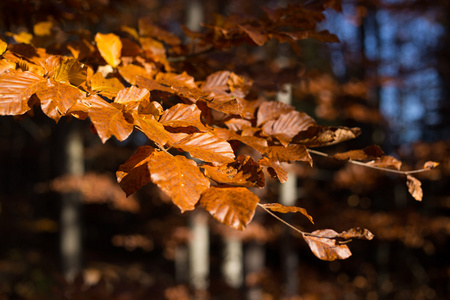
[
  {"left": 118, "top": 64, "right": 151, "bottom": 85},
  {"left": 89, "top": 72, "right": 125, "bottom": 99},
  {"left": 87, "top": 95, "right": 133, "bottom": 143},
  {"left": 133, "top": 113, "right": 171, "bottom": 146},
  {"left": 367, "top": 155, "right": 402, "bottom": 170},
  {"left": 95, "top": 33, "right": 122, "bottom": 67},
  {"left": 149, "top": 151, "right": 210, "bottom": 212},
  {"left": 424, "top": 161, "right": 439, "bottom": 169},
  {"left": 225, "top": 118, "right": 252, "bottom": 131},
  {"left": 261, "top": 203, "right": 314, "bottom": 224},
  {"left": 159, "top": 103, "right": 208, "bottom": 131},
  {"left": 202, "top": 155, "right": 265, "bottom": 188},
  {"left": 114, "top": 86, "right": 150, "bottom": 112},
  {"left": 200, "top": 186, "right": 259, "bottom": 231},
  {"left": 116, "top": 146, "right": 155, "bottom": 196},
  {"left": 406, "top": 175, "right": 423, "bottom": 201},
  {"left": 266, "top": 144, "right": 312, "bottom": 166},
  {"left": 214, "top": 127, "right": 268, "bottom": 154},
  {"left": 53, "top": 57, "right": 87, "bottom": 86},
  {"left": 292, "top": 126, "right": 361, "bottom": 147},
  {"left": 172, "top": 131, "right": 235, "bottom": 165},
  {"left": 303, "top": 229, "right": 352, "bottom": 261},
  {"left": 0, "top": 39, "right": 7, "bottom": 55},
  {"left": 0, "top": 70, "right": 45, "bottom": 115},
  {"left": 36, "top": 79, "right": 85, "bottom": 122},
  {"left": 259, "top": 157, "right": 288, "bottom": 183},
  {"left": 333, "top": 145, "right": 385, "bottom": 161},
  {"left": 338, "top": 227, "right": 374, "bottom": 240}
]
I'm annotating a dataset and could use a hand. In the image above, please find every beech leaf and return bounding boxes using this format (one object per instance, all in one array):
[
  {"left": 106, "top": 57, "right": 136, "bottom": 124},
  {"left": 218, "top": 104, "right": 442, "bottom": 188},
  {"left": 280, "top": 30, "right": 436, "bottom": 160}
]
[
  {"left": 266, "top": 144, "right": 313, "bottom": 166},
  {"left": 256, "top": 101, "right": 295, "bottom": 126},
  {"left": 90, "top": 72, "right": 125, "bottom": 99},
  {"left": 95, "top": 33, "right": 122, "bottom": 67},
  {"left": 36, "top": 79, "right": 85, "bottom": 122},
  {"left": 116, "top": 146, "right": 155, "bottom": 196},
  {"left": 0, "top": 70, "right": 45, "bottom": 115},
  {"left": 87, "top": 95, "right": 133, "bottom": 143},
  {"left": 303, "top": 229, "right": 352, "bottom": 261},
  {"left": 200, "top": 186, "right": 259, "bottom": 231},
  {"left": 172, "top": 131, "right": 235, "bottom": 165},
  {"left": 133, "top": 113, "right": 171, "bottom": 146},
  {"left": 339, "top": 227, "right": 374, "bottom": 240},
  {"left": 159, "top": 103, "right": 208, "bottom": 131},
  {"left": 367, "top": 155, "right": 402, "bottom": 170},
  {"left": 406, "top": 175, "right": 423, "bottom": 201},
  {"left": 53, "top": 57, "right": 87, "bottom": 86},
  {"left": 149, "top": 151, "right": 210, "bottom": 212},
  {"left": 259, "top": 157, "right": 288, "bottom": 183},
  {"left": 261, "top": 203, "right": 314, "bottom": 224},
  {"left": 292, "top": 126, "right": 361, "bottom": 147},
  {"left": 333, "top": 145, "right": 385, "bottom": 161}
]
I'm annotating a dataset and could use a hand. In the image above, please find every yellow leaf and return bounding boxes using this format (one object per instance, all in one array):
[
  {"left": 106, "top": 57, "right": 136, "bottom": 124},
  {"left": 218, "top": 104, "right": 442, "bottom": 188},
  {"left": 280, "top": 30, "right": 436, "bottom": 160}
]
[
  {"left": 0, "top": 38, "right": 7, "bottom": 55},
  {"left": 95, "top": 33, "right": 122, "bottom": 67},
  {"left": 34, "top": 21, "right": 53, "bottom": 36}
]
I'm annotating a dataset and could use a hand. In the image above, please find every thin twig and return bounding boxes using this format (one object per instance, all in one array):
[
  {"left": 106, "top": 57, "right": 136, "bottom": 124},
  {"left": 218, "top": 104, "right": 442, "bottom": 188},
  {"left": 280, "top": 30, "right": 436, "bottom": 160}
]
[{"left": 307, "top": 148, "right": 429, "bottom": 176}]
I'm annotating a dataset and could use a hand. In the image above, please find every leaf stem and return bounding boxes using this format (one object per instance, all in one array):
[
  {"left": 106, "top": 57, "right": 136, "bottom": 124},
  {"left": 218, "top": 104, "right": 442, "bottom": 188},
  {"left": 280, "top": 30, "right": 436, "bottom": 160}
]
[
  {"left": 307, "top": 148, "right": 429, "bottom": 176},
  {"left": 257, "top": 203, "right": 305, "bottom": 236}
]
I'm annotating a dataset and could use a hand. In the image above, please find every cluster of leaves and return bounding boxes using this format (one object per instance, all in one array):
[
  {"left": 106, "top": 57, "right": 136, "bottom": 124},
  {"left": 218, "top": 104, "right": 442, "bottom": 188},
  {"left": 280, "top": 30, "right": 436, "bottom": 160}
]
[{"left": 0, "top": 4, "right": 437, "bottom": 261}]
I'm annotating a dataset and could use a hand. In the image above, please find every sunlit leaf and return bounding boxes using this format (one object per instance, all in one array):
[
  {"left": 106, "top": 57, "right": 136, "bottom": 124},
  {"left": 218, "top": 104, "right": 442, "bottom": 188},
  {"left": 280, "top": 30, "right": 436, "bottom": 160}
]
[
  {"left": 33, "top": 21, "right": 53, "bottom": 36},
  {"left": 0, "top": 70, "right": 45, "bottom": 115},
  {"left": 159, "top": 103, "right": 208, "bottom": 131},
  {"left": 406, "top": 175, "right": 423, "bottom": 201},
  {"left": 0, "top": 39, "right": 7, "bottom": 55},
  {"left": 53, "top": 57, "right": 87, "bottom": 86},
  {"left": 89, "top": 72, "right": 125, "bottom": 99},
  {"left": 87, "top": 95, "right": 133, "bottom": 143},
  {"left": 0, "top": 59, "right": 16, "bottom": 75},
  {"left": 367, "top": 155, "right": 402, "bottom": 170},
  {"left": 338, "top": 227, "right": 374, "bottom": 240},
  {"left": 225, "top": 118, "right": 252, "bottom": 131},
  {"left": 35, "top": 79, "right": 85, "bottom": 122},
  {"left": 202, "top": 155, "right": 265, "bottom": 188},
  {"left": 292, "top": 126, "right": 361, "bottom": 147},
  {"left": 214, "top": 127, "right": 268, "bottom": 154},
  {"left": 114, "top": 86, "right": 150, "bottom": 112},
  {"left": 261, "top": 203, "right": 314, "bottom": 224},
  {"left": 256, "top": 100, "right": 295, "bottom": 127},
  {"left": 118, "top": 64, "right": 151, "bottom": 85},
  {"left": 133, "top": 113, "right": 171, "bottom": 146},
  {"left": 424, "top": 161, "right": 439, "bottom": 169},
  {"left": 95, "top": 33, "right": 122, "bottom": 67},
  {"left": 303, "top": 230, "right": 352, "bottom": 261},
  {"left": 149, "top": 151, "right": 210, "bottom": 212},
  {"left": 200, "top": 186, "right": 259, "bottom": 231},
  {"left": 11, "top": 31, "right": 33, "bottom": 44},
  {"left": 172, "top": 131, "right": 235, "bottom": 165},
  {"left": 116, "top": 146, "right": 155, "bottom": 196}
]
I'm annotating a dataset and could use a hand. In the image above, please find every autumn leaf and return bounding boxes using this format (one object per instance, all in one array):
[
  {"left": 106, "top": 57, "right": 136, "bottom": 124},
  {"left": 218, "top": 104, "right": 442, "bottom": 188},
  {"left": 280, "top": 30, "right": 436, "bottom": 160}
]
[
  {"left": 0, "top": 39, "right": 7, "bottom": 55},
  {"left": 87, "top": 95, "right": 133, "bottom": 143},
  {"left": 89, "top": 72, "right": 125, "bottom": 99},
  {"left": 256, "top": 101, "right": 295, "bottom": 126},
  {"left": 406, "top": 175, "right": 423, "bottom": 201},
  {"left": 202, "top": 155, "right": 265, "bottom": 188},
  {"left": 133, "top": 113, "right": 171, "bottom": 146},
  {"left": 367, "top": 155, "right": 402, "bottom": 170},
  {"left": 53, "top": 57, "right": 87, "bottom": 86},
  {"left": 424, "top": 161, "right": 439, "bottom": 169},
  {"left": 159, "top": 103, "right": 208, "bottom": 131},
  {"left": 116, "top": 146, "right": 155, "bottom": 196},
  {"left": 35, "top": 79, "right": 85, "bottom": 122},
  {"left": 303, "top": 229, "right": 352, "bottom": 261},
  {"left": 338, "top": 227, "right": 374, "bottom": 240},
  {"left": 172, "top": 131, "right": 235, "bottom": 165},
  {"left": 333, "top": 145, "right": 385, "bottom": 162},
  {"left": 149, "top": 151, "right": 210, "bottom": 212},
  {"left": 114, "top": 86, "right": 150, "bottom": 112},
  {"left": 200, "top": 186, "right": 259, "bottom": 231},
  {"left": 259, "top": 157, "right": 288, "bottom": 183},
  {"left": 214, "top": 127, "right": 268, "bottom": 154},
  {"left": 292, "top": 125, "right": 361, "bottom": 147},
  {"left": 118, "top": 64, "right": 151, "bottom": 85},
  {"left": 95, "top": 33, "right": 122, "bottom": 67},
  {"left": 0, "top": 70, "right": 45, "bottom": 115},
  {"left": 260, "top": 203, "right": 314, "bottom": 224},
  {"left": 266, "top": 144, "right": 313, "bottom": 166}
]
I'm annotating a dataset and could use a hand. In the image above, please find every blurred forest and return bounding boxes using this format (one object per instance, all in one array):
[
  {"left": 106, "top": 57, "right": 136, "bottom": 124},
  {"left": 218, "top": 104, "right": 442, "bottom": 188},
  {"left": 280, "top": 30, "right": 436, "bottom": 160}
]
[{"left": 0, "top": 0, "right": 449, "bottom": 299}]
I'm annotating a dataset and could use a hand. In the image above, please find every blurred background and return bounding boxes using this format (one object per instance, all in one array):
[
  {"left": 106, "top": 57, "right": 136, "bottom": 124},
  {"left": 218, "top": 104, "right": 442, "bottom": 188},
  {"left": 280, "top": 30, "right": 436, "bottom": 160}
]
[{"left": 0, "top": 0, "right": 449, "bottom": 299}]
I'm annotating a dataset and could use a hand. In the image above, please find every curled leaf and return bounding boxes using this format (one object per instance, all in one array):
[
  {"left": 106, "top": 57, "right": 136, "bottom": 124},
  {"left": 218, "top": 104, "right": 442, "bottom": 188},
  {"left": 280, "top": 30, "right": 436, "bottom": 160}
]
[
  {"left": 303, "top": 229, "right": 352, "bottom": 261},
  {"left": 333, "top": 145, "right": 385, "bottom": 162},
  {"left": 406, "top": 175, "right": 423, "bottom": 201},
  {"left": 260, "top": 203, "right": 314, "bottom": 224}
]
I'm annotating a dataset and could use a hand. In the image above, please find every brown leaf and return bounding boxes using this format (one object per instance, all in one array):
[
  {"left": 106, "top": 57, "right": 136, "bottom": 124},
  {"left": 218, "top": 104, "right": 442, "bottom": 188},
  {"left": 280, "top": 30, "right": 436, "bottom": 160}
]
[
  {"left": 172, "top": 131, "right": 235, "bottom": 165},
  {"left": 0, "top": 70, "right": 45, "bottom": 115},
  {"left": 262, "top": 110, "right": 316, "bottom": 145},
  {"left": 95, "top": 33, "right": 122, "bottom": 67},
  {"left": 238, "top": 24, "right": 269, "bottom": 46},
  {"left": 424, "top": 161, "right": 439, "bottom": 169},
  {"left": 87, "top": 95, "right": 133, "bottom": 143},
  {"left": 333, "top": 145, "right": 385, "bottom": 161},
  {"left": 214, "top": 127, "right": 268, "bottom": 154},
  {"left": 138, "top": 18, "right": 181, "bottom": 46},
  {"left": 202, "top": 155, "right": 265, "bottom": 188},
  {"left": 303, "top": 229, "right": 352, "bottom": 261},
  {"left": 149, "top": 151, "right": 210, "bottom": 212},
  {"left": 339, "top": 227, "right": 374, "bottom": 240},
  {"left": 261, "top": 203, "right": 314, "bottom": 224},
  {"left": 406, "top": 175, "right": 423, "bottom": 201},
  {"left": 292, "top": 126, "right": 361, "bottom": 147},
  {"left": 159, "top": 103, "right": 208, "bottom": 131},
  {"left": 35, "top": 79, "right": 85, "bottom": 122},
  {"left": 116, "top": 146, "right": 155, "bottom": 196},
  {"left": 225, "top": 118, "right": 252, "bottom": 131},
  {"left": 114, "top": 86, "right": 150, "bottom": 112},
  {"left": 89, "top": 72, "right": 125, "bottom": 99},
  {"left": 53, "top": 57, "right": 87, "bottom": 86},
  {"left": 259, "top": 157, "right": 288, "bottom": 183},
  {"left": 367, "top": 155, "right": 402, "bottom": 170},
  {"left": 256, "top": 101, "right": 295, "bottom": 126},
  {"left": 118, "top": 64, "right": 152, "bottom": 85},
  {"left": 266, "top": 144, "right": 312, "bottom": 166},
  {"left": 200, "top": 186, "right": 259, "bottom": 231}
]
